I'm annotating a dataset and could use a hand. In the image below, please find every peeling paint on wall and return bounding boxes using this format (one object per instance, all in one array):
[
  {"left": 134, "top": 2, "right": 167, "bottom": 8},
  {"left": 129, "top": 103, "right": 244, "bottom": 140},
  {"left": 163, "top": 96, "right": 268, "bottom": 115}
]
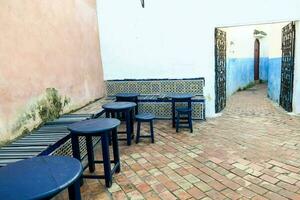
[{"left": 0, "top": 88, "right": 70, "bottom": 146}]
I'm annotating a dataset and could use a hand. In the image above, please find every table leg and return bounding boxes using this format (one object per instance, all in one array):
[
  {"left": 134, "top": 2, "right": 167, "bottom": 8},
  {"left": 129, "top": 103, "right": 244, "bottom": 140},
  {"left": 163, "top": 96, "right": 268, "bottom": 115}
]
[
  {"left": 135, "top": 98, "right": 139, "bottom": 115},
  {"left": 172, "top": 100, "right": 176, "bottom": 128},
  {"left": 68, "top": 179, "right": 81, "bottom": 200},
  {"left": 101, "top": 133, "right": 112, "bottom": 187},
  {"left": 125, "top": 111, "right": 131, "bottom": 146},
  {"left": 130, "top": 109, "right": 134, "bottom": 134},
  {"left": 150, "top": 120, "right": 154, "bottom": 143},
  {"left": 71, "top": 134, "right": 83, "bottom": 185},
  {"left": 108, "top": 112, "right": 116, "bottom": 146},
  {"left": 71, "top": 134, "right": 81, "bottom": 161},
  {"left": 105, "top": 111, "right": 110, "bottom": 118},
  {"left": 85, "top": 136, "right": 95, "bottom": 173},
  {"left": 111, "top": 128, "right": 120, "bottom": 173}
]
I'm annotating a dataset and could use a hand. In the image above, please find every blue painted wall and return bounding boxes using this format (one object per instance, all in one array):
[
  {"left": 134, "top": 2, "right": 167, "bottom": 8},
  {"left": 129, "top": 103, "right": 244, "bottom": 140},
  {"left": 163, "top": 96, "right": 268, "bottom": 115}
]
[
  {"left": 267, "top": 57, "right": 281, "bottom": 103},
  {"left": 259, "top": 57, "right": 269, "bottom": 81},
  {"left": 226, "top": 56, "right": 281, "bottom": 102},
  {"left": 226, "top": 58, "right": 254, "bottom": 97}
]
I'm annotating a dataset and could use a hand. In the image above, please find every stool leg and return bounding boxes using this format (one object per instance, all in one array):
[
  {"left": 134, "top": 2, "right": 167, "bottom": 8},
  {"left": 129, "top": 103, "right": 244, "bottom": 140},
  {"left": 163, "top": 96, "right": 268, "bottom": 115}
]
[
  {"left": 101, "top": 133, "right": 112, "bottom": 187},
  {"left": 150, "top": 120, "right": 154, "bottom": 143},
  {"left": 85, "top": 136, "right": 95, "bottom": 173},
  {"left": 136, "top": 121, "right": 141, "bottom": 144},
  {"left": 125, "top": 111, "right": 131, "bottom": 146},
  {"left": 112, "top": 128, "right": 121, "bottom": 173},
  {"left": 176, "top": 112, "right": 180, "bottom": 133},
  {"left": 189, "top": 112, "right": 193, "bottom": 133},
  {"left": 68, "top": 179, "right": 81, "bottom": 200}
]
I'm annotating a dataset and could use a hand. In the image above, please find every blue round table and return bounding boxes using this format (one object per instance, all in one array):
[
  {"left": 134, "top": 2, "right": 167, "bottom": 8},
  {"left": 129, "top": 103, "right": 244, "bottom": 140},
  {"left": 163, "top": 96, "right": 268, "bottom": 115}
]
[
  {"left": 0, "top": 156, "right": 82, "bottom": 200},
  {"left": 168, "top": 94, "right": 194, "bottom": 128},
  {"left": 115, "top": 93, "right": 139, "bottom": 115},
  {"left": 68, "top": 118, "right": 121, "bottom": 188},
  {"left": 102, "top": 102, "right": 136, "bottom": 145}
]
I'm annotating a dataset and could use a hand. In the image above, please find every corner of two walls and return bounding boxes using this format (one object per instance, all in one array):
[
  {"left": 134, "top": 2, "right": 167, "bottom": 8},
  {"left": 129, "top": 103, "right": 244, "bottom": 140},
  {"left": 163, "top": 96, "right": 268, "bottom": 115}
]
[
  {"left": 224, "top": 26, "right": 257, "bottom": 97},
  {"left": 0, "top": 0, "right": 105, "bottom": 145}
]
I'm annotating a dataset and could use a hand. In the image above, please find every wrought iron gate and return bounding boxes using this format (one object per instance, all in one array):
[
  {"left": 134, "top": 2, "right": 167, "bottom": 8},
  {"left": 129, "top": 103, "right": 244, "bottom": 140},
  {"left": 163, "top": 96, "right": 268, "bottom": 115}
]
[
  {"left": 280, "top": 22, "right": 295, "bottom": 112},
  {"left": 215, "top": 28, "right": 227, "bottom": 113}
]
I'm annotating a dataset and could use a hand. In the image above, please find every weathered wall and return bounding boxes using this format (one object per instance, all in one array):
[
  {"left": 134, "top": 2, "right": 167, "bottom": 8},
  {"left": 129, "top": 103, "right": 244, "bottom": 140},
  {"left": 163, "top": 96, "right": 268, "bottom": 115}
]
[
  {"left": 97, "top": 0, "right": 300, "bottom": 117},
  {"left": 0, "top": 0, "right": 105, "bottom": 143}
]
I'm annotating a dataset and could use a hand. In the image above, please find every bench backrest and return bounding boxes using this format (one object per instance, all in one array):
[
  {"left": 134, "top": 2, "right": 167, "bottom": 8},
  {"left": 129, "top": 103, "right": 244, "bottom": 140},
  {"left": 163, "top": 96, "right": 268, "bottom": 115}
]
[{"left": 106, "top": 78, "right": 205, "bottom": 96}]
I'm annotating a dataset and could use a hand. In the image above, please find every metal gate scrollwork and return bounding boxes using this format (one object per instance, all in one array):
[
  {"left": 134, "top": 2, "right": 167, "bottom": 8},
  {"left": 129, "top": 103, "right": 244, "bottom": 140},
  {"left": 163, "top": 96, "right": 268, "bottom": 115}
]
[
  {"left": 280, "top": 22, "right": 295, "bottom": 112},
  {"left": 215, "top": 28, "right": 227, "bottom": 113}
]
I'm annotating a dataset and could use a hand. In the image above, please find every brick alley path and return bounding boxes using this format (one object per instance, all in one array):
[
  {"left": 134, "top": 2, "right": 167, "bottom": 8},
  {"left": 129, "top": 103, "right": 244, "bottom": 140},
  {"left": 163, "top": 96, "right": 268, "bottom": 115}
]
[{"left": 56, "top": 84, "right": 300, "bottom": 199}]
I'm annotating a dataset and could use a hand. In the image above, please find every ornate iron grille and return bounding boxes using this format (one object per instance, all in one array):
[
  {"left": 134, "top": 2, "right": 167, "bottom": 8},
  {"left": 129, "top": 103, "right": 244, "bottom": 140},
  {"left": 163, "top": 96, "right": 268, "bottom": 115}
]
[
  {"left": 215, "top": 28, "right": 227, "bottom": 113},
  {"left": 280, "top": 22, "right": 295, "bottom": 112}
]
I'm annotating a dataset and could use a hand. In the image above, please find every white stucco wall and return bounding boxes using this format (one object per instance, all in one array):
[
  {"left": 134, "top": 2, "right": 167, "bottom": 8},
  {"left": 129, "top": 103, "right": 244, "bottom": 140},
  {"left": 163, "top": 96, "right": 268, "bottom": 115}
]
[
  {"left": 223, "top": 25, "right": 268, "bottom": 59},
  {"left": 223, "top": 25, "right": 269, "bottom": 97},
  {"left": 293, "top": 21, "right": 300, "bottom": 113},
  {"left": 96, "top": 0, "right": 300, "bottom": 117},
  {"left": 268, "top": 23, "right": 289, "bottom": 58}
]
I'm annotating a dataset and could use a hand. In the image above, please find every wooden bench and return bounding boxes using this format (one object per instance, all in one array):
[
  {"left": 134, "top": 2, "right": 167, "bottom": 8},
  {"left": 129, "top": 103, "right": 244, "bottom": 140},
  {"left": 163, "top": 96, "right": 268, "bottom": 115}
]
[{"left": 0, "top": 103, "right": 107, "bottom": 167}]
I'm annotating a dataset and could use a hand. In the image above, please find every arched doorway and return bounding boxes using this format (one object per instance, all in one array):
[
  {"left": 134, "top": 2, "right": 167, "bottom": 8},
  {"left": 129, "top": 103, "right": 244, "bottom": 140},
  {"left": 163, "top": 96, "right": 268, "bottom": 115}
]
[{"left": 254, "top": 39, "right": 260, "bottom": 81}]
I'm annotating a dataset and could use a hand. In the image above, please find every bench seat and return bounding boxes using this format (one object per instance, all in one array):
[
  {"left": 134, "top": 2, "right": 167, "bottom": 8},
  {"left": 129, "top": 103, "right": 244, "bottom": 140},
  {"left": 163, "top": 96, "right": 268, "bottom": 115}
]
[{"left": 0, "top": 113, "right": 103, "bottom": 167}]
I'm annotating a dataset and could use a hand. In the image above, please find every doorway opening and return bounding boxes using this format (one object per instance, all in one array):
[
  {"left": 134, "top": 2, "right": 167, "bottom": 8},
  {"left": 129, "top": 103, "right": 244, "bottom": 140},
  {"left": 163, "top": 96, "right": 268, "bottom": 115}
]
[
  {"left": 254, "top": 39, "right": 260, "bottom": 81},
  {"left": 215, "top": 21, "right": 296, "bottom": 113}
]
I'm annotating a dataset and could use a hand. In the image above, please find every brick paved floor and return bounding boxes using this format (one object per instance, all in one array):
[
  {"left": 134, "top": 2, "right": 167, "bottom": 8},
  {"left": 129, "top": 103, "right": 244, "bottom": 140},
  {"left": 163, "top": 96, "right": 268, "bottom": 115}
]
[{"left": 55, "top": 84, "right": 300, "bottom": 199}]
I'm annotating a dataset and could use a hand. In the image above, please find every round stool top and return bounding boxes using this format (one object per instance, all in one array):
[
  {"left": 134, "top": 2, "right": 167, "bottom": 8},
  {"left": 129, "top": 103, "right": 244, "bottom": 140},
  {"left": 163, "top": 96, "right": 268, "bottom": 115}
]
[
  {"left": 168, "top": 93, "right": 194, "bottom": 99},
  {"left": 68, "top": 118, "right": 120, "bottom": 134},
  {"left": 0, "top": 156, "right": 82, "bottom": 200},
  {"left": 116, "top": 93, "right": 140, "bottom": 98},
  {"left": 136, "top": 113, "right": 155, "bottom": 121},
  {"left": 102, "top": 102, "right": 136, "bottom": 111}
]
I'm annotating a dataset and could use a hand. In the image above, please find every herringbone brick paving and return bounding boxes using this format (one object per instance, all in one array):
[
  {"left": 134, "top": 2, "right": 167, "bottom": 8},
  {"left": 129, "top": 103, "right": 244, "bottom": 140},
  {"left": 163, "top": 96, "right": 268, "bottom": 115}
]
[{"left": 55, "top": 84, "right": 300, "bottom": 199}]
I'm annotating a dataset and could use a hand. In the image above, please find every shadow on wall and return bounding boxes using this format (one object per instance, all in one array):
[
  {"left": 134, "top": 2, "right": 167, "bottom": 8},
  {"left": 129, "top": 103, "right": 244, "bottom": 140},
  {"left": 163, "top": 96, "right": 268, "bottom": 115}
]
[
  {"left": 260, "top": 57, "right": 269, "bottom": 81},
  {"left": 267, "top": 58, "right": 282, "bottom": 103},
  {"left": 226, "top": 58, "right": 254, "bottom": 97}
]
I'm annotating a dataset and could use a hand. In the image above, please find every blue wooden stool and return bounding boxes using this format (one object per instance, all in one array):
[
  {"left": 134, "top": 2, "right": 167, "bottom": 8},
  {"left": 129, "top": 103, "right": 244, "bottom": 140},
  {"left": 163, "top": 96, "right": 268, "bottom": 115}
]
[
  {"left": 176, "top": 107, "right": 193, "bottom": 133},
  {"left": 68, "top": 118, "right": 121, "bottom": 188},
  {"left": 135, "top": 113, "right": 155, "bottom": 144}
]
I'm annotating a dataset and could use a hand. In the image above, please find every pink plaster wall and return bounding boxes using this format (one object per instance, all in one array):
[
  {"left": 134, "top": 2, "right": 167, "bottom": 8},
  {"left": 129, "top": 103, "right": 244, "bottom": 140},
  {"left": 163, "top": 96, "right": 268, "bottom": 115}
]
[{"left": 0, "top": 0, "right": 105, "bottom": 141}]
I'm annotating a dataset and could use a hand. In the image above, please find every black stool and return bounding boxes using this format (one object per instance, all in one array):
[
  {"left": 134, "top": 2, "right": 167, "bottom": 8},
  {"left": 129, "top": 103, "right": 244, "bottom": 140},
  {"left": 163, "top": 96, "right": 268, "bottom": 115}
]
[
  {"left": 68, "top": 118, "right": 121, "bottom": 188},
  {"left": 176, "top": 107, "right": 193, "bottom": 133},
  {"left": 135, "top": 113, "right": 155, "bottom": 143}
]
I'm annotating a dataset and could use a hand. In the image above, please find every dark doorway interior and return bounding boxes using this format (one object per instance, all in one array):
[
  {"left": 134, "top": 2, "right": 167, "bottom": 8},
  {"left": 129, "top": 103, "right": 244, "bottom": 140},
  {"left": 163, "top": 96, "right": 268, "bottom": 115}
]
[{"left": 254, "top": 39, "right": 260, "bottom": 81}]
